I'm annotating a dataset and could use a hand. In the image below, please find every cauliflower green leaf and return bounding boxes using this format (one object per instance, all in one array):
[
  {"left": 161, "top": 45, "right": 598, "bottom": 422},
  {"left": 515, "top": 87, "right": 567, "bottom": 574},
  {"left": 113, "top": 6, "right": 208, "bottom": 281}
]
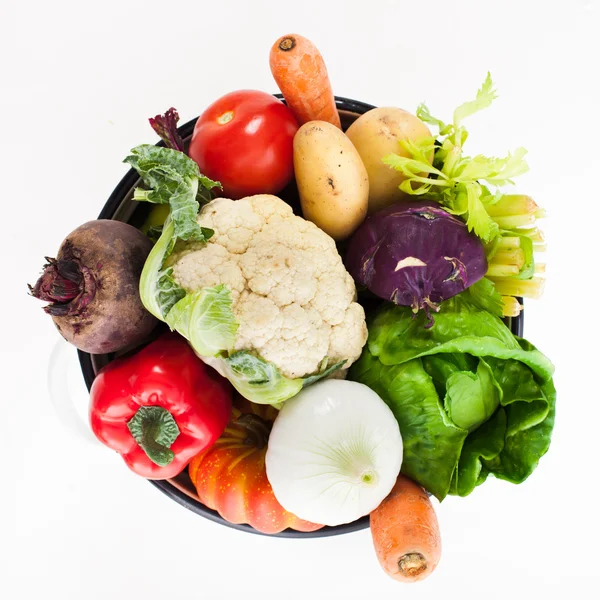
[
  {"left": 139, "top": 220, "right": 185, "bottom": 319},
  {"left": 166, "top": 285, "right": 238, "bottom": 357},
  {"left": 125, "top": 145, "right": 219, "bottom": 242},
  {"left": 221, "top": 352, "right": 345, "bottom": 405}
]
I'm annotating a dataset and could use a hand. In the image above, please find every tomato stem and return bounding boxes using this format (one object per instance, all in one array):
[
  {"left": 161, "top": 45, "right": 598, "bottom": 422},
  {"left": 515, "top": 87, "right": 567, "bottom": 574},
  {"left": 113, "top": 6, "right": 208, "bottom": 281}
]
[{"left": 217, "top": 111, "right": 234, "bottom": 125}]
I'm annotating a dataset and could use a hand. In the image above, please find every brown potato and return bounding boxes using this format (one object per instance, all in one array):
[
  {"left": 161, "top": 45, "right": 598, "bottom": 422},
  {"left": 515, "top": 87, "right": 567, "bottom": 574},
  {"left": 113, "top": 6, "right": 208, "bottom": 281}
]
[
  {"left": 345, "top": 107, "right": 432, "bottom": 213},
  {"left": 294, "top": 121, "right": 369, "bottom": 241}
]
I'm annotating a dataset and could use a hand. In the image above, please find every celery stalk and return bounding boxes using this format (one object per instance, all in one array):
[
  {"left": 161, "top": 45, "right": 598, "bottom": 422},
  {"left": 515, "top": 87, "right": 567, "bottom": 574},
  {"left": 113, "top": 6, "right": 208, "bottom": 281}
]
[
  {"left": 493, "top": 214, "right": 537, "bottom": 228},
  {"left": 501, "top": 296, "right": 523, "bottom": 317},
  {"left": 490, "top": 249, "right": 526, "bottom": 268},
  {"left": 486, "top": 264, "right": 521, "bottom": 277},
  {"left": 486, "top": 194, "right": 538, "bottom": 217},
  {"left": 488, "top": 276, "right": 545, "bottom": 299},
  {"left": 518, "top": 228, "right": 545, "bottom": 243},
  {"left": 497, "top": 236, "right": 521, "bottom": 250}
]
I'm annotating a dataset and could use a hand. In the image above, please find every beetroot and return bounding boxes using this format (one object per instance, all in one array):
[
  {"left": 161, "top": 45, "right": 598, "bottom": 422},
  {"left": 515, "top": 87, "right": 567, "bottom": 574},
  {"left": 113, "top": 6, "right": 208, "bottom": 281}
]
[
  {"left": 345, "top": 201, "right": 487, "bottom": 326},
  {"left": 30, "top": 220, "right": 157, "bottom": 353}
]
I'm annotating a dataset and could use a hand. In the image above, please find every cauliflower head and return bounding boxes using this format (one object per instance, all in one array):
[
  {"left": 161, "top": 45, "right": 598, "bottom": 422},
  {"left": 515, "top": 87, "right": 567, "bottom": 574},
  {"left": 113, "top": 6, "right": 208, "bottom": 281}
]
[{"left": 167, "top": 194, "right": 367, "bottom": 380}]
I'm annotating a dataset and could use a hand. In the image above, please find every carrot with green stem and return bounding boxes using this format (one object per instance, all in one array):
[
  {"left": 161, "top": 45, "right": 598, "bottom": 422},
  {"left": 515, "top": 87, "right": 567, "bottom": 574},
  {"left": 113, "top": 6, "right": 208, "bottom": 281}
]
[
  {"left": 269, "top": 34, "right": 341, "bottom": 128},
  {"left": 370, "top": 474, "right": 442, "bottom": 583}
]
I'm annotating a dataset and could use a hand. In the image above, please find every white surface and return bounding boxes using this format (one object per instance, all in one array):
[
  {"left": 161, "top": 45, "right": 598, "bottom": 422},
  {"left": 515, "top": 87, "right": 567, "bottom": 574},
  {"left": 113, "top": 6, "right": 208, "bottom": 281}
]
[{"left": 3, "top": 0, "right": 599, "bottom": 598}]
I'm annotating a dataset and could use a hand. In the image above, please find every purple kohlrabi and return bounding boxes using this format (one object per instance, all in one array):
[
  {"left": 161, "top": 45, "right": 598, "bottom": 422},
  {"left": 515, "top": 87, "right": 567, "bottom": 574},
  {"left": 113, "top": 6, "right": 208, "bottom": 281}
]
[{"left": 345, "top": 201, "right": 488, "bottom": 326}]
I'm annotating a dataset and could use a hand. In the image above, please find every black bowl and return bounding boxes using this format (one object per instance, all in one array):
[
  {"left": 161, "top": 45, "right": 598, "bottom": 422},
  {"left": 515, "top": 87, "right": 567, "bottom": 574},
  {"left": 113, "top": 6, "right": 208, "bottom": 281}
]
[{"left": 78, "top": 96, "right": 524, "bottom": 538}]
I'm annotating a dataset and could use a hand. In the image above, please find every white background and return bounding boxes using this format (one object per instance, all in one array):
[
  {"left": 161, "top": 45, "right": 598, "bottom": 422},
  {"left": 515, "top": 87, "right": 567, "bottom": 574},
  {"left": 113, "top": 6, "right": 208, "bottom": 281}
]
[{"left": 2, "top": 0, "right": 599, "bottom": 598}]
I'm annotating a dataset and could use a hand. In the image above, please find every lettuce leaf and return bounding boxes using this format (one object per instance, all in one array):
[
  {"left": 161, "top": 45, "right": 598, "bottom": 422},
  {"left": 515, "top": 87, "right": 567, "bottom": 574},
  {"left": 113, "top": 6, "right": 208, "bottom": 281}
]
[
  {"left": 443, "top": 358, "right": 502, "bottom": 432},
  {"left": 349, "top": 295, "right": 555, "bottom": 500},
  {"left": 465, "top": 277, "right": 504, "bottom": 317}
]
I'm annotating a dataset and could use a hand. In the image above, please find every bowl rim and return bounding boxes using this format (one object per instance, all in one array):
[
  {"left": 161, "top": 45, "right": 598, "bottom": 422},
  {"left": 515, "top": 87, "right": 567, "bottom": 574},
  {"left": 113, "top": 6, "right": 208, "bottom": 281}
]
[{"left": 78, "top": 94, "right": 524, "bottom": 538}]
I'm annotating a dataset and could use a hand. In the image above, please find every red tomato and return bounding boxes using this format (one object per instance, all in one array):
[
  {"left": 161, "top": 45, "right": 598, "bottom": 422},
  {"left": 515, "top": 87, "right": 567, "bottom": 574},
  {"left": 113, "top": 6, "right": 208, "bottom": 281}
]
[{"left": 189, "top": 90, "right": 298, "bottom": 199}]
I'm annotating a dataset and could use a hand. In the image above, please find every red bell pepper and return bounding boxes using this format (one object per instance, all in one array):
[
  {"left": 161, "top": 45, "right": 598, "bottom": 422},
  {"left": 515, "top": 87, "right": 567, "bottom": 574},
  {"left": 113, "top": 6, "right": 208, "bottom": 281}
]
[{"left": 89, "top": 332, "right": 232, "bottom": 479}]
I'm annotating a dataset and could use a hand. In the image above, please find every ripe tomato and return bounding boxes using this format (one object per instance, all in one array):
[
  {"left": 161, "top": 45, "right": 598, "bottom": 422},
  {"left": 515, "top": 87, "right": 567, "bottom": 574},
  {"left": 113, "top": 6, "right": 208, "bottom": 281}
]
[
  {"left": 189, "top": 90, "right": 298, "bottom": 199},
  {"left": 188, "top": 397, "right": 323, "bottom": 535}
]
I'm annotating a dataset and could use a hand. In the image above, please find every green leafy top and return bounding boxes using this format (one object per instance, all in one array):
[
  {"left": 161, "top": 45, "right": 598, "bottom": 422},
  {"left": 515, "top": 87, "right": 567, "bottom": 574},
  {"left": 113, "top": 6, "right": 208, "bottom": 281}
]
[
  {"left": 124, "top": 145, "right": 220, "bottom": 243},
  {"left": 127, "top": 145, "right": 224, "bottom": 320},
  {"left": 383, "top": 73, "right": 529, "bottom": 243}
]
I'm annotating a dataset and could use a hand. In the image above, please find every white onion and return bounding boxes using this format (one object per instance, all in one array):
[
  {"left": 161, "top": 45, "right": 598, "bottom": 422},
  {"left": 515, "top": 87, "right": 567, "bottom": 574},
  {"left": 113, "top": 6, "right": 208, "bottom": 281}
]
[{"left": 265, "top": 379, "right": 403, "bottom": 526}]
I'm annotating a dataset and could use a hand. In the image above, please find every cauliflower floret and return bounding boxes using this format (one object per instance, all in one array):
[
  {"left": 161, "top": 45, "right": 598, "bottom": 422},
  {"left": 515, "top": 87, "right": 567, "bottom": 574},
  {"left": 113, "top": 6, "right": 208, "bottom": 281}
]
[
  {"left": 247, "top": 194, "right": 295, "bottom": 223},
  {"left": 259, "top": 304, "right": 330, "bottom": 378},
  {"left": 233, "top": 293, "right": 283, "bottom": 349},
  {"left": 239, "top": 242, "right": 317, "bottom": 308},
  {"left": 169, "top": 195, "right": 367, "bottom": 380},
  {"left": 328, "top": 303, "right": 368, "bottom": 367},
  {"left": 312, "top": 270, "right": 357, "bottom": 326},
  {"left": 170, "top": 243, "right": 246, "bottom": 304}
]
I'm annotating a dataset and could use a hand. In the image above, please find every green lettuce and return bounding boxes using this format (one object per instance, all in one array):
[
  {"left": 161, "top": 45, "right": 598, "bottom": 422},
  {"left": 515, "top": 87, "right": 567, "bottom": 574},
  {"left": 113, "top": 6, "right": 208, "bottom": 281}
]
[
  {"left": 349, "top": 295, "right": 555, "bottom": 500},
  {"left": 464, "top": 277, "right": 504, "bottom": 318}
]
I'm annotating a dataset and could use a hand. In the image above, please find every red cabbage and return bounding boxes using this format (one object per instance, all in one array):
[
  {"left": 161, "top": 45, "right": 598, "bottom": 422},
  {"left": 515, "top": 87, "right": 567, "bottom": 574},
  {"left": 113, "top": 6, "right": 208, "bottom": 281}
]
[{"left": 345, "top": 201, "right": 487, "bottom": 326}]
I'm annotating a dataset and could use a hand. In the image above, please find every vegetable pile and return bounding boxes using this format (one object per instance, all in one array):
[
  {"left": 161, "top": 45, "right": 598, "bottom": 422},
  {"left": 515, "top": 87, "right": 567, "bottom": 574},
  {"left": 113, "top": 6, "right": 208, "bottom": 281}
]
[{"left": 29, "top": 32, "right": 555, "bottom": 584}]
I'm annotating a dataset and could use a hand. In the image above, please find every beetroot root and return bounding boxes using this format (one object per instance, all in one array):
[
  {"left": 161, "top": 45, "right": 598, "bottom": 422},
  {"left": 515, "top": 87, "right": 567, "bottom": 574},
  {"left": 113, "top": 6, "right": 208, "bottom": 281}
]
[{"left": 30, "top": 220, "right": 157, "bottom": 354}]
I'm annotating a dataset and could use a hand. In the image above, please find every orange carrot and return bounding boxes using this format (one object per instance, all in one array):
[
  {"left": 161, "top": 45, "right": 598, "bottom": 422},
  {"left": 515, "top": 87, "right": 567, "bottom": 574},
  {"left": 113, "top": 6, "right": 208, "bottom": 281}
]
[
  {"left": 370, "top": 474, "right": 442, "bottom": 583},
  {"left": 269, "top": 34, "right": 341, "bottom": 128}
]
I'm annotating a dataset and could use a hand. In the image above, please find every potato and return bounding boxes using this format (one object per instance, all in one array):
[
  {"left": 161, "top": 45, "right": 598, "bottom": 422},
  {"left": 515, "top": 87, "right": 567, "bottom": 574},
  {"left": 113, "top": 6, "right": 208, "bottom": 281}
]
[
  {"left": 345, "top": 107, "right": 432, "bottom": 214},
  {"left": 294, "top": 121, "right": 369, "bottom": 241}
]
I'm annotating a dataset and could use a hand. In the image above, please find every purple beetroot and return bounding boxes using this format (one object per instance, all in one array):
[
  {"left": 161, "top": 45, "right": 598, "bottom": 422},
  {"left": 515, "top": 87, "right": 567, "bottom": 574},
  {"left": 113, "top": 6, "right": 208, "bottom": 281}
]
[
  {"left": 30, "top": 220, "right": 158, "bottom": 353},
  {"left": 345, "top": 201, "right": 487, "bottom": 326}
]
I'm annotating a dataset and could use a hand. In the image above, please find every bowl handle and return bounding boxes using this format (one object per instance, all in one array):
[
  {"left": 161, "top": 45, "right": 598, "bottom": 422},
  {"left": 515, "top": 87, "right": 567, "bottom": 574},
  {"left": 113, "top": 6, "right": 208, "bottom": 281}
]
[{"left": 47, "top": 339, "right": 100, "bottom": 445}]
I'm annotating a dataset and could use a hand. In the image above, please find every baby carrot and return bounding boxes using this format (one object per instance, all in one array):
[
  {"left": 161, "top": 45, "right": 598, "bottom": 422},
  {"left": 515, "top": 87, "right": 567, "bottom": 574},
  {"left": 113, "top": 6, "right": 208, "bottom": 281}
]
[
  {"left": 269, "top": 34, "right": 341, "bottom": 128},
  {"left": 370, "top": 474, "right": 442, "bottom": 583}
]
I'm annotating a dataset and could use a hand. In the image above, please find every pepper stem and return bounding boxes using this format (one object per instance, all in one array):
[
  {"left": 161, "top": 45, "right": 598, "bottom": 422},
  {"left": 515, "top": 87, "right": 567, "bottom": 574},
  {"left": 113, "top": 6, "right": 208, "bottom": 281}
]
[{"left": 127, "top": 406, "right": 180, "bottom": 467}]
